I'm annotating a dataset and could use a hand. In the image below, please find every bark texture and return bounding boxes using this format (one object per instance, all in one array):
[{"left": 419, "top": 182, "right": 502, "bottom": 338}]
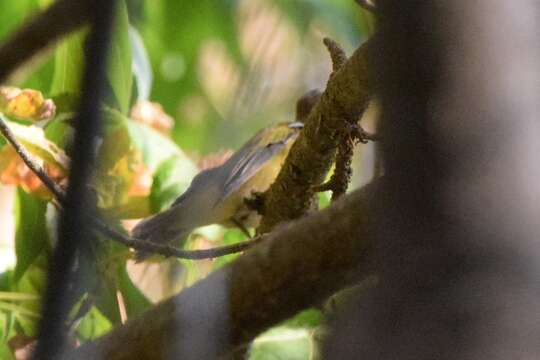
[{"left": 258, "top": 40, "right": 372, "bottom": 233}]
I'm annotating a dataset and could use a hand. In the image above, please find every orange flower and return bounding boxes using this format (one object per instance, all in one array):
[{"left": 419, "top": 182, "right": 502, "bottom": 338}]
[
  {"left": 127, "top": 161, "right": 152, "bottom": 197},
  {"left": 0, "top": 146, "right": 65, "bottom": 199}
]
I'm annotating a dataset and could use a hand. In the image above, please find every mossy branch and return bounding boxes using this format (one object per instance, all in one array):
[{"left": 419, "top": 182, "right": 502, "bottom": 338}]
[{"left": 257, "top": 39, "right": 372, "bottom": 233}]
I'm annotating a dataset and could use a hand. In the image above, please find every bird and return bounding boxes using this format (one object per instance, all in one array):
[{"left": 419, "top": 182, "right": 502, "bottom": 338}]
[{"left": 131, "top": 121, "right": 303, "bottom": 261}]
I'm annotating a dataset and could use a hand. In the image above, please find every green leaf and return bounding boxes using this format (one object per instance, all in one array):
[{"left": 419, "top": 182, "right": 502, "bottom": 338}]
[
  {"left": 0, "top": 271, "right": 12, "bottom": 292},
  {"left": 104, "top": 106, "right": 176, "bottom": 155},
  {"left": 101, "top": 105, "right": 130, "bottom": 136},
  {"left": 44, "top": 92, "right": 80, "bottom": 147},
  {"left": 76, "top": 306, "right": 112, "bottom": 341},
  {"left": 0, "top": 0, "right": 54, "bottom": 92},
  {"left": 0, "top": 308, "right": 16, "bottom": 346},
  {"left": 13, "top": 189, "right": 49, "bottom": 282},
  {"left": 127, "top": 121, "right": 196, "bottom": 173},
  {"left": 0, "top": 1, "right": 39, "bottom": 40},
  {"left": 43, "top": 116, "right": 71, "bottom": 148},
  {"left": 94, "top": 283, "right": 121, "bottom": 326},
  {"left": 37, "top": 0, "right": 54, "bottom": 7},
  {"left": 49, "top": 29, "right": 86, "bottom": 96},
  {"left": 50, "top": 92, "right": 80, "bottom": 115},
  {"left": 107, "top": 0, "right": 133, "bottom": 113},
  {"left": 117, "top": 265, "right": 151, "bottom": 318},
  {"left": 211, "top": 229, "right": 246, "bottom": 270},
  {"left": 273, "top": 0, "right": 317, "bottom": 34},
  {"left": 0, "top": 342, "right": 15, "bottom": 360},
  {"left": 278, "top": 0, "right": 363, "bottom": 44},
  {"left": 282, "top": 308, "right": 324, "bottom": 329},
  {"left": 129, "top": 25, "right": 153, "bottom": 101},
  {"left": 149, "top": 155, "right": 198, "bottom": 212},
  {"left": 137, "top": 0, "right": 243, "bottom": 152},
  {"left": 248, "top": 308, "right": 324, "bottom": 359},
  {"left": 12, "top": 260, "right": 47, "bottom": 336},
  {"left": 0, "top": 292, "right": 39, "bottom": 302},
  {"left": 92, "top": 227, "right": 131, "bottom": 325},
  {"left": 249, "top": 327, "right": 317, "bottom": 360},
  {"left": 0, "top": 301, "right": 40, "bottom": 319},
  {"left": 1, "top": 116, "right": 70, "bottom": 172},
  {"left": 317, "top": 191, "right": 331, "bottom": 209}
]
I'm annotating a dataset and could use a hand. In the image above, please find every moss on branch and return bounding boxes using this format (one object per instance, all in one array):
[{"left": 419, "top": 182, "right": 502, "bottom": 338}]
[{"left": 257, "top": 40, "right": 372, "bottom": 233}]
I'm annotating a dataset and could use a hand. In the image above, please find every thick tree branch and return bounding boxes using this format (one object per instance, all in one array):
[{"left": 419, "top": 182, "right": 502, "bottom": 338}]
[
  {"left": 67, "top": 178, "right": 382, "bottom": 360},
  {"left": 323, "top": 1, "right": 540, "bottom": 358},
  {"left": 34, "top": 0, "right": 115, "bottom": 357},
  {"left": 258, "top": 39, "right": 372, "bottom": 233}
]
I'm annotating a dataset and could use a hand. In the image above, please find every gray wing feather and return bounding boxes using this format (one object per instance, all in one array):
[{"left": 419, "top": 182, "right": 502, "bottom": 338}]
[
  {"left": 219, "top": 125, "right": 300, "bottom": 200},
  {"left": 220, "top": 140, "right": 287, "bottom": 199}
]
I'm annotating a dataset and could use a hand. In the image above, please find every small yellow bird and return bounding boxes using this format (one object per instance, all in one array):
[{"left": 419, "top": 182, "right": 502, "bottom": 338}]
[{"left": 132, "top": 121, "right": 303, "bottom": 260}]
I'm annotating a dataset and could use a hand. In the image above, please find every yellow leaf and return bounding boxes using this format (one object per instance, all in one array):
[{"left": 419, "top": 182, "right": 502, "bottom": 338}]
[{"left": 1, "top": 116, "right": 70, "bottom": 172}]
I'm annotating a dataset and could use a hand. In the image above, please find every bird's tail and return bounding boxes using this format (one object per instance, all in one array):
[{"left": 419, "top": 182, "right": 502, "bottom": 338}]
[{"left": 131, "top": 207, "right": 191, "bottom": 262}]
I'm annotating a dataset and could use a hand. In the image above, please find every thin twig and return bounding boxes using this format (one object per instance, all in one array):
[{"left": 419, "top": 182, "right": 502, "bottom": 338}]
[
  {"left": 309, "top": 41, "right": 376, "bottom": 202},
  {"left": 312, "top": 133, "right": 354, "bottom": 200},
  {"left": 116, "top": 291, "right": 128, "bottom": 324},
  {"left": 312, "top": 122, "right": 379, "bottom": 200},
  {"left": 93, "top": 218, "right": 262, "bottom": 260},
  {"left": 0, "top": 115, "right": 67, "bottom": 201}
]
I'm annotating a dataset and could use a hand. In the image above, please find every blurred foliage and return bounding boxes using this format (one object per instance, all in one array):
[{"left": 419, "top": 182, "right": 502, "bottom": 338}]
[{"left": 0, "top": 0, "right": 372, "bottom": 358}]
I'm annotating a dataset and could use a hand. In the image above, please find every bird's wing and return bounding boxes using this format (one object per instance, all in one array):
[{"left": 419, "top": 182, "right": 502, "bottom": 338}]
[{"left": 219, "top": 122, "right": 302, "bottom": 200}]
